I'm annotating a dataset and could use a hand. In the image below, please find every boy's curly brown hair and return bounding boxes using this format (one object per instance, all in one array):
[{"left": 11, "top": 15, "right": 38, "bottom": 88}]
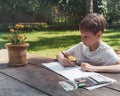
[{"left": 79, "top": 13, "right": 106, "bottom": 35}]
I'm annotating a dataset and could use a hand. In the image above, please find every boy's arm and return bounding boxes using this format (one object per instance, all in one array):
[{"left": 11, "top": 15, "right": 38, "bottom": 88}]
[{"left": 81, "top": 61, "right": 120, "bottom": 72}]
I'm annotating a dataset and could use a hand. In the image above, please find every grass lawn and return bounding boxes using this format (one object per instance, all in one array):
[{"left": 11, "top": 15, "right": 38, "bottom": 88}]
[{"left": 0, "top": 29, "right": 120, "bottom": 58}]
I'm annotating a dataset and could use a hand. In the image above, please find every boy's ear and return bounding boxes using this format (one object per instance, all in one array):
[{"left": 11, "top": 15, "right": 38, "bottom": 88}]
[{"left": 97, "top": 31, "right": 102, "bottom": 36}]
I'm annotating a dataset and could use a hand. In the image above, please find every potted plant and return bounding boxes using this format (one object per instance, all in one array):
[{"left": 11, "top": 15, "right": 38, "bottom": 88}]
[{"left": 5, "top": 23, "right": 29, "bottom": 67}]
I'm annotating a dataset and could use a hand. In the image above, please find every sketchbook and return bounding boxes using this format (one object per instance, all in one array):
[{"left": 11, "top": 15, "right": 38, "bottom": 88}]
[{"left": 42, "top": 62, "right": 116, "bottom": 90}]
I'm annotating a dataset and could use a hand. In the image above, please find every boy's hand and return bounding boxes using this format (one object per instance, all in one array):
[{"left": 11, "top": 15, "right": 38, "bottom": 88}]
[
  {"left": 56, "top": 52, "right": 76, "bottom": 67},
  {"left": 81, "top": 63, "right": 96, "bottom": 72},
  {"left": 59, "top": 58, "right": 75, "bottom": 67}
]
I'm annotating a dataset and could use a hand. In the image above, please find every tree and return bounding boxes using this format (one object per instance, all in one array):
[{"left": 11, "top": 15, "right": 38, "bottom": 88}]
[
  {"left": 103, "top": 0, "right": 120, "bottom": 26},
  {"left": 86, "top": 0, "right": 93, "bottom": 13}
]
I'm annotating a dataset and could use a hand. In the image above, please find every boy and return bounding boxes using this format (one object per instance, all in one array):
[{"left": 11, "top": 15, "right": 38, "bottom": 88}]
[{"left": 56, "top": 13, "right": 120, "bottom": 72}]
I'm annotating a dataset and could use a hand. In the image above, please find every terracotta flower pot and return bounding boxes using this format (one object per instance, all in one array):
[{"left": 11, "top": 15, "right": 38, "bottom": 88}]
[{"left": 5, "top": 43, "right": 29, "bottom": 67}]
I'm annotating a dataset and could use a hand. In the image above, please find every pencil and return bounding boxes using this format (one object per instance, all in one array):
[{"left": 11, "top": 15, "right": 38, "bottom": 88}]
[{"left": 62, "top": 52, "right": 69, "bottom": 59}]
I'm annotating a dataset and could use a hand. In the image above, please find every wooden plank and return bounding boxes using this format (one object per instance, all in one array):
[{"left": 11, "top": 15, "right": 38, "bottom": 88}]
[
  {"left": 0, "top": 49, "right": 8, "bottom": 64},
  {"left": 77, "top": 88, "right": 120, "bottom": 96},
  {"left": 27, "top": 53, "right": 56, "bottom": 64},
  {"left": 0, "top": 72, "right": 48, "bottom": 96},
  {"left": 0, "top": 64, "right": 120, "bottom": 96},
  {"left": 0, "top": 49, "right": 7, "bottom": 55},
  {"left": 0, "top": 64, "right": 76, "bottom": 96},
  {"left": 101, "top": 73, "right": 120, "bottom": 91}
]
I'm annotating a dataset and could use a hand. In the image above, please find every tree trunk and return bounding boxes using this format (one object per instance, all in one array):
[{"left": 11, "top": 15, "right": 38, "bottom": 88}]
[{"left": 86, "top": 0, "right": 93, "bottom": 14}]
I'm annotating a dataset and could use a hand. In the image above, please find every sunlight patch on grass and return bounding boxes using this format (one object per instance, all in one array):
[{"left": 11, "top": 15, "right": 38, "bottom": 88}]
[
  {"left": 1, "top": 29, "right": 120, "bottom": 58},
  {"left": 27, "top": 29, "right": 120, "bottom": 58}
]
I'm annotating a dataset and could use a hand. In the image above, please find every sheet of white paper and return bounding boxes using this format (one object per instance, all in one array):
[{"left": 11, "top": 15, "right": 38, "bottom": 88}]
[{"left": 42, "top": 62, "right": 117, "bottom": 90}]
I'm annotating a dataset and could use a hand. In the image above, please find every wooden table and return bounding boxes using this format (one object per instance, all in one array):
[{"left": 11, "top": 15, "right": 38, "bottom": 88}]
[{"left": 0, "top": 49, "right": 120, "bottom": 96}]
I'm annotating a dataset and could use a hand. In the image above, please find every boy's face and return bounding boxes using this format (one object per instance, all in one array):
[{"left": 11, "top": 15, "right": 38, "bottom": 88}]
[{"left": 80, "top": 31, "right": 102, "bottom": 47}]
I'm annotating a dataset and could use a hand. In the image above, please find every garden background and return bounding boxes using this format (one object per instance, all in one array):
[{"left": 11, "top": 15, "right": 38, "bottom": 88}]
[{"left": 0, "top": 0, "right": 120, "bottom": 58}]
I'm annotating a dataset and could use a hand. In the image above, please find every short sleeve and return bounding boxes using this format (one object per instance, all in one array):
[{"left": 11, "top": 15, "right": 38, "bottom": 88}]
[
  {"left": 103, "top": 48, "right": 120, "bottom": 65},
  {"left": 65, "top": 42, "right": 86, "bottom": 64},
  {"left": 65, "top": 42, "right": 82, "bottom": 56}
]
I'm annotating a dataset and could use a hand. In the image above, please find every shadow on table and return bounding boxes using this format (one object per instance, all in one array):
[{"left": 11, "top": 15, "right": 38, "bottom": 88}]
[{"left": 0, "top": 63, "right": 8, "bottom": 69}]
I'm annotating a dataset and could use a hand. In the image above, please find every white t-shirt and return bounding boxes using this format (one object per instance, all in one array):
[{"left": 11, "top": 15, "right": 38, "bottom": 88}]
[{"left": 66, "top": 42, "right": 120, "bottom": 66}]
